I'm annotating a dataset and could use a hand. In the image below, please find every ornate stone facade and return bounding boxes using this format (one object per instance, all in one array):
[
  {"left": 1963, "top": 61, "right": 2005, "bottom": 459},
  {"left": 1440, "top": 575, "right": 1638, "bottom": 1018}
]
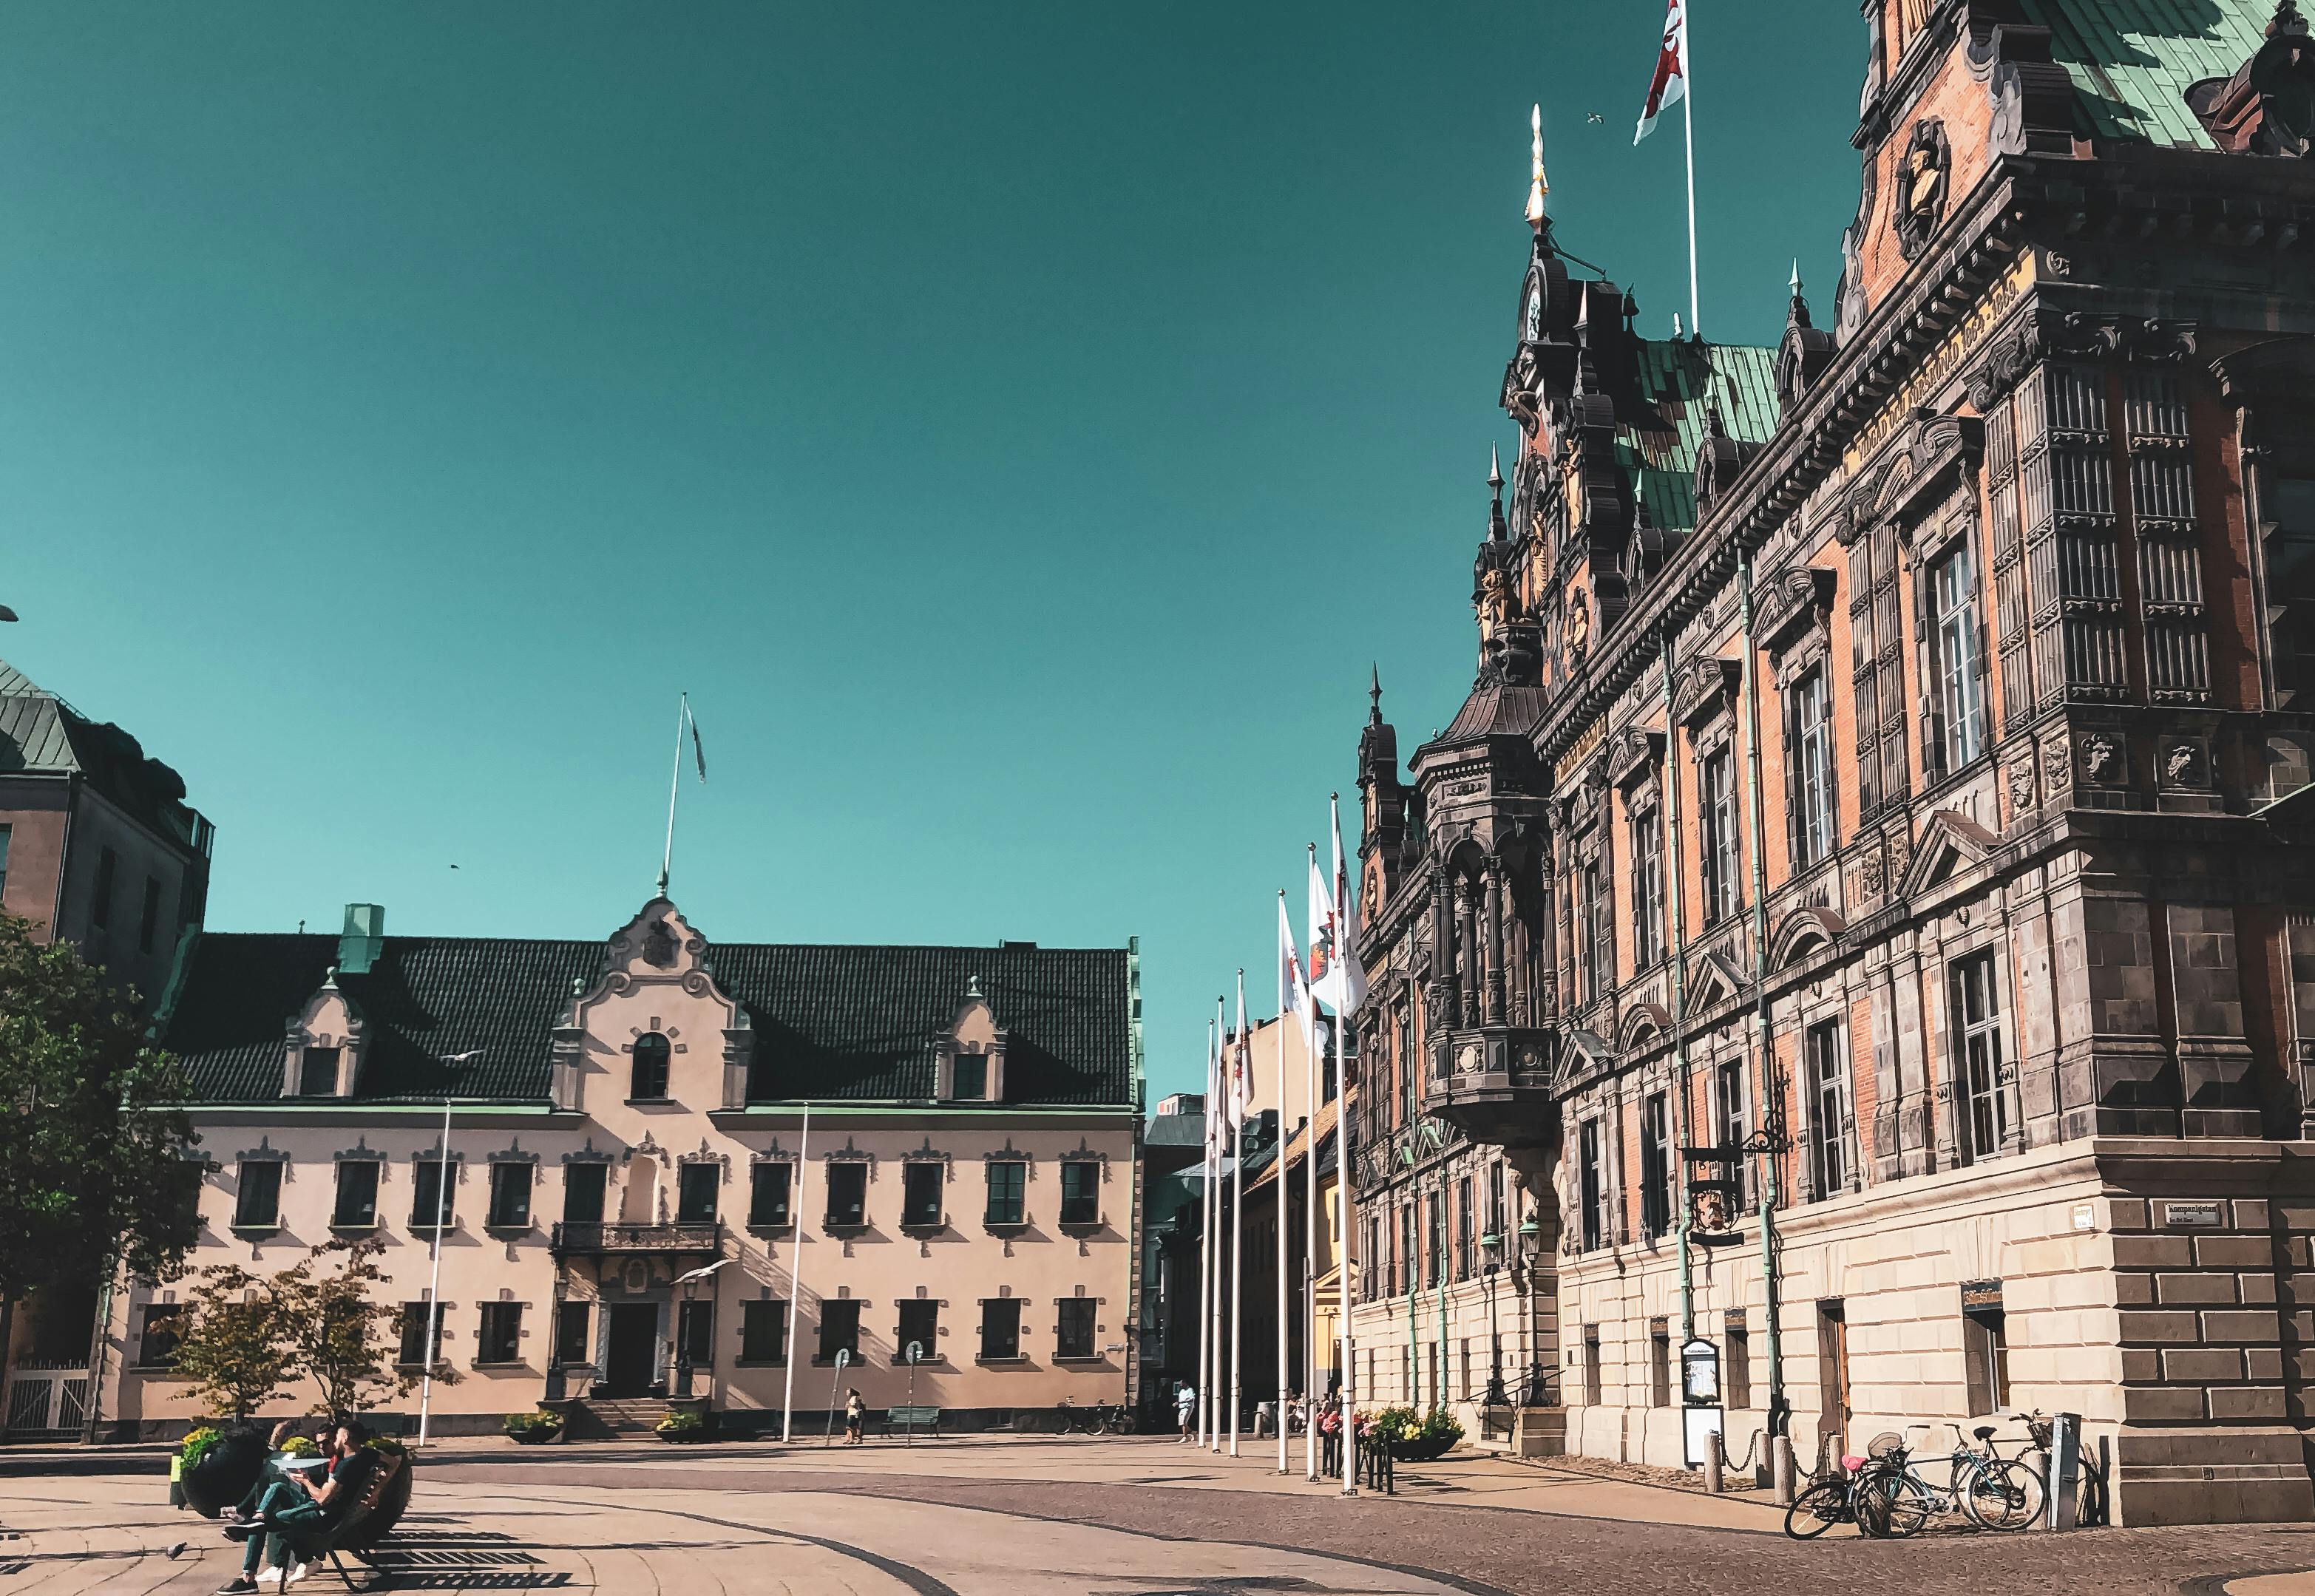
[{"left": 1349, "top": 0, "right": 2315, "bottom": 1525}]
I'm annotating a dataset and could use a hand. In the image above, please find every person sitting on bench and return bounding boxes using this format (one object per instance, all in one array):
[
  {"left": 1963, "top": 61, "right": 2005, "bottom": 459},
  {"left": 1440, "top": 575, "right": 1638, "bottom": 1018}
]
[{"left": 217, "top": 1419, "right": 379, "bottom": 1592}]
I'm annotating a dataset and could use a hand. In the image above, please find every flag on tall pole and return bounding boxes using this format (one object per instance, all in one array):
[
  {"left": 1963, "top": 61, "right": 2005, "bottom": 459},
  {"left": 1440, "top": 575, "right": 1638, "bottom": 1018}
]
[
  {"left": 1633, "top": 0, "right": 1701, "bottom": 336},
  {"left": 658, "top": 692, "right": 708, "bottom": 897},
  {"left": 1311, "top": 798, "right": 1369, "bottom": 1013}
]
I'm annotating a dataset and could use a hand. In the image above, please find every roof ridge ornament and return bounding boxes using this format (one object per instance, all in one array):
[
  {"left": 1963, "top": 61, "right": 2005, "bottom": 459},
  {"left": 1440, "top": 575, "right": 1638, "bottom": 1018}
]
[{"left": 1525, "top": 104, "right": 1549, "bottom": 229}]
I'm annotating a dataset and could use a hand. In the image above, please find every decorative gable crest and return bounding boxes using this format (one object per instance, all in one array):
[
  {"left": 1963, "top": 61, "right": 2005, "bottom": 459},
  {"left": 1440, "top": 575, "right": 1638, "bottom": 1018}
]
[{"left": 1899, "top": 809, "right": 2002, "bottom": 900}]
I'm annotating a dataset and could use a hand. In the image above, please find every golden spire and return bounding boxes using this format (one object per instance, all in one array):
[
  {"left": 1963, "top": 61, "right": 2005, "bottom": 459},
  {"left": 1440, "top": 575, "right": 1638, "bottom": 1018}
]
[{"left": 1525, "top": 104, "right": 1549, "bottom": 228}]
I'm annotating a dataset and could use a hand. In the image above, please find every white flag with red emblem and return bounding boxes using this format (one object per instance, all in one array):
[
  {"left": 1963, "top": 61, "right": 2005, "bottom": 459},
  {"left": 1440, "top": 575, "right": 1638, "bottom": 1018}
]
[
  {"left": 1635, "top": 0, "right": 1689, "bottom": 145},
  {"left": 1309, "top": 798, "right": 1369, "bottom": 1012}
]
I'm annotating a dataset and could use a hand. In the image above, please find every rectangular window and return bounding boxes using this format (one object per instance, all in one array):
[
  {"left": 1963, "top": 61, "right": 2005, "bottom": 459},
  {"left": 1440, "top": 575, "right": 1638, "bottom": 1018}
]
[
  {"left": 298, "top": 1046, "right": 341, "bottom": 1097},
  {"left": 477, "top": 1303, "right": 523, "bottom": 1365},
  {"left": 1056, "top": 1297, "right": 1097, "bottom": 1359},
  {"left": 1715, "top": 1058, "right": 1747, "bottom": 1211},
  {"left": 1582, "top": 1324, "right": 1602, "bottom": 1405},
  {"left": 92, "top": 845, "right": 118, "bottom": 928},
  {"left": 824, "top": 1161, "right": 868, "bottom": 1228},
  {"left": 1817, "top": 1300, "right": 1850, "bottom": 1436},
  {"left": 748, "top": 1161, "right": 792, "bottom": 1228},
  {"left": 1725, "top": 1311, "right": 1752, "bottom": 1410},
  {"left": 1488, "top": 1160, "right": 1506, "bottom": 1242},
  {"left": 1962, "top": 1288, "right": 2010, "bottom": 1416},
  {"left": 1640, "top": 1092, "right": 1672, "bottom": 1240},
  {"left": 1425, "top": 1195, "right": 1443, "bottom": 1288},
  {"left": 563, "top": 1163, "right": 607, "bottom": 1224},
  {"left": 488, "top": 1162, "right": 534, "bottom": 1229},
  {"left": 677, "top": 1299, "right": 713, "bottom": 1366},
  {"left": 1953, "top": 951, "right": 2012, "bottom": 1161},
  {"left": 818, "top": 1298, "right": 861, "bottom": 1363},
  {"left": 952, "top": 1050, "right": 989, "bottom": 1101},
  {"left": 980, "top": 1297, "right": 1022, "bottom": 1360},
  {"left": 138, "top": 876, "right": 163, "bottom": 954},
  {"left": 1578, "top": 1118, "right": 1604, "bottom": 1252},
  {"left": 1792, "top": 668, "right": 1834, "bottom": 866},
  {"left": 1632, "top": 807, "right": 1664, "bottom": 968},
  {"left": 1581, "top": 857, "right": 1608, "bottom": 1001},
  {"left": 1699, "top": 750, "right": 1738, "bottom": 924},
  {"left": 985, "top": 1160, "right": 1026, "bottom": 1227},
  {"left": 1454, "top": 1175, "right": 1474, "bottom": 1283},
  {"left": 901, "top": 1162, "right": 943, "bottom": 1228},
  {"left": 1059, "top": 1161, "right": 1099, "bottom": 1226},
  {"left": 1650, "top": 1319, "right": 1672, "bottom": 1407},
  {"left": 1399, "top": 1204, "right": 1416, "bottom": 1297},
  {"left": 676, "top": 1162, "right": 719, "bottom": 1224},
  {"left": 741, "top": 1299, "right": 788, "bottom": 1364},
  {"left": 1808, "top": 1021, "right": 1851, "bottom": 1198},
  {"left": 411, "top": 1158, "right": 455, "bottom": 1230},
  {"left": 1929, "top": 541, "right": 1986, "bottom": 777},
  {"left": 234, "top": 1161, "right": 282, "bottom": 1229},
  {"left": 332, "top": 1160, "right": 380, "bottom": 1229},
  {"left": 398, "top": 1301, "right": 444, "bottom": 1368},
  {"left": 553, "top": 1301, "right": 591, "bottom": 1366},
  {"left": 138, "top": 1303, "right": 183, "bottom": 1368},
  {"left": 896, "top": 1299, "right": 938, "bottom": 1363}
]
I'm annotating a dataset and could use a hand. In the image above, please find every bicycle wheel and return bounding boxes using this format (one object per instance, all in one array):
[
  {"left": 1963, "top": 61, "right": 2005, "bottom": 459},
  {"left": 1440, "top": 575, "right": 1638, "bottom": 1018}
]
[
  {"left": 1855, "top": 1471, "right": 1931, "bottom": 1538},
  {"left": 1783, "top": 1478, "right": 1848, "bottom": 1540},
  {"left": 1965, "top": 1459, "right": 2046, "bottom": 1532}
]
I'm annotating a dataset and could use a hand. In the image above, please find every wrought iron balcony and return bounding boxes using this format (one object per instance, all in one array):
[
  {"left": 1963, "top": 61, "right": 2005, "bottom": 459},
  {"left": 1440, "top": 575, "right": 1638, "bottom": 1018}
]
[
  {"left": 549, "top": 1221, "right": 722, "bottom": 1256},
  {"left": 1423, "top": 1028, "right": 1559, "bottom": 1156}
]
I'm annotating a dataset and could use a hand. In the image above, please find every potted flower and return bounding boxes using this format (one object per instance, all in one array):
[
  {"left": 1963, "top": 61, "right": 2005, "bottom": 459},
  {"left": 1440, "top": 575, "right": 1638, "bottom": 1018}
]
[
  {"left": 655, "top": 1407, "right": 711, "bottom": 1444},
  {"left": 175, "top": 1423, "right": 271, "bottom": 1519},
  {"left": 1393, "top": 1406, "right": 1464, "bottom": 1463},
  {"left": 503, "top": 1410, "right": 565, "bottom": 1446}
]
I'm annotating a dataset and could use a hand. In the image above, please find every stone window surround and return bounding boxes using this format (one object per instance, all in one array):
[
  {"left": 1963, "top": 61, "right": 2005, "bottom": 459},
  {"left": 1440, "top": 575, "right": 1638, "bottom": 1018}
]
[
  {"left": 231, "top": 1139, "right": 290, "bottom": 1233},
  {"left": 1931, "top": 926, "right": 2025, "bottom": 1169},
  {"left": 1792, "top": 996, "right": 1860, "bottom": 1203}
]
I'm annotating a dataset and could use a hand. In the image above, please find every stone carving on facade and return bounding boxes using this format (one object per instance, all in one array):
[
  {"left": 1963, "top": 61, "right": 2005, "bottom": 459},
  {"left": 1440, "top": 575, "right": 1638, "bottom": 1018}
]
[
  {"left": 2081, "top": 733, "right": 2123, "bottom": 785},
  {"left": 1894, "top": 118, "right": 1950, "bottom": 259},
  {"left": 2165, "top": 741, "right": 2204, "bottom": 787},
  {"left": 2007, "top": 758, "right": 2037, "bottom": 817},
  {"left": 2042, "top": 735, "right": 2072, "bottom": 798},
  {"left": 2187, "top": 1, "right": 2315, "bottom": 156}
]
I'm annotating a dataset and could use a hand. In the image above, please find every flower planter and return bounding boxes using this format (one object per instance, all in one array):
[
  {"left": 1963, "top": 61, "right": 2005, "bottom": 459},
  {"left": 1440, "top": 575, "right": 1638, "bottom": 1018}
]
[
  {"left": 508, "top": 1427, "right": 563, "bottom": 1446},
  {"left": 177, "top": 1426, "right": 269, "bottom": 1519},
  {"left": 657, "top": 1427, "right": 713, "bottom": 1443},
  {"left": 1391, "top": 1433, "right": 1458, "bottom": 1463}
]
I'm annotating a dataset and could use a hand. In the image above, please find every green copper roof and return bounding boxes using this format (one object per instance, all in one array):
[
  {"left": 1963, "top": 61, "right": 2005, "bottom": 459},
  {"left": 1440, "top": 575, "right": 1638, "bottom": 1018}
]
[
  {"left": 1620, "top": 339, "right": 1779, "bottom": 536},
  {"left": 2024, "top": 0, "right": 2274, "bottom": 149}
]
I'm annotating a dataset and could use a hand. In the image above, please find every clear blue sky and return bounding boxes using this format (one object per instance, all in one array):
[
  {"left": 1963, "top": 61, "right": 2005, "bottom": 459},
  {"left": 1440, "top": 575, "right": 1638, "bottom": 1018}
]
[{"left": 0, "top": 3, "right": 1862, "bottom": 1100}]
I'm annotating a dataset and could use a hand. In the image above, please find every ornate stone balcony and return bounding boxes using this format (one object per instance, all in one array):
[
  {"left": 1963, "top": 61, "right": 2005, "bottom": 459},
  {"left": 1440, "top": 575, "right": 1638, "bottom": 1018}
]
[
  {"left": 1423, "top": 1026, "right": 1559, "bottom": 1180},
  {"left": 549, "top": 1221, "right": 722, "bottom": 1257}
]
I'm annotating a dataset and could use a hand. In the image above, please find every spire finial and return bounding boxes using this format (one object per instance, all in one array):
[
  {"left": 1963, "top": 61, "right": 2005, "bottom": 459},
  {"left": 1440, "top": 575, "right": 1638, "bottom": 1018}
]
[
  {"left": 1489, "top": 442, "right": 1504, "bottom": 492},
  {"left": 1525, "top": 105, "right": 1549, "bottom": 228},
  {"left": 1369, "top": 662, "right": 1382, "bottom": 714},
  {"left": 1672, "top": 310, "right": 1684, "bottom": 340},
  {"left": 1789, "top": 258, "right": 1803, "bottom": 295}
]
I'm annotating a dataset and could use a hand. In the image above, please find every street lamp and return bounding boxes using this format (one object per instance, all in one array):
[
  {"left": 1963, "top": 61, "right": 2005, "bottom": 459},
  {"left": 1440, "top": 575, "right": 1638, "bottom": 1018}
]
[
  {"left": 1516, "top": 1215, "right": 1543, "bottom": 1404},
  {"left": 1479, "top": 1231, "right": 1505, "bottom": 1433}
]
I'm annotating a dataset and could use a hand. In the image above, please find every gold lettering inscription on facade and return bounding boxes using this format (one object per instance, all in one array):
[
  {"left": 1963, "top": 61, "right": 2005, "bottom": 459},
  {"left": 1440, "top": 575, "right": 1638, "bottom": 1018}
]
[
  {"left": 1554, "top": 716, "right": 1607, "bottom": 787},
  {"left": 1843, "top": 252, "right": 2035, "bottom": 474}
]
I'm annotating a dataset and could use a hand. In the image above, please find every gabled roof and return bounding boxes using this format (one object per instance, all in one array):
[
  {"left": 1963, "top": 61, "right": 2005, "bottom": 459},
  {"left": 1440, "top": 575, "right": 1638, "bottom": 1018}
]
[
  {"left": 2024, "top": 0, "right": 2280, "bottom": 150},
  {"left": 1619, "top": 340, "right": 1779, "bottom": 538},
  {"left": 165, "top": 932, "right": 1134, "bottom": 1110},
  {"left": 0, "top": 657, "right": 206, "bottom": 845}
]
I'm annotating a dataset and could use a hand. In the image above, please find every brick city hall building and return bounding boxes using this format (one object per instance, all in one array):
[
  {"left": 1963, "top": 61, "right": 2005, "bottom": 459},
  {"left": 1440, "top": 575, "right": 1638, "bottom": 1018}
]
[{"left": 1348, "top": 0, "right": 2315, "bottom": 1524}]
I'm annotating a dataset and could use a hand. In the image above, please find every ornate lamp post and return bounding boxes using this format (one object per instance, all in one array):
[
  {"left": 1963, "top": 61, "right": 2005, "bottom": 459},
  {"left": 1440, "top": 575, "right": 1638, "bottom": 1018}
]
[
  {"left": 1516, "top": 1214, "right": 1543, "bottom": 1403},
  {"left": 1480, "top": 1229, "right": 1505, "bottom": 1405}
]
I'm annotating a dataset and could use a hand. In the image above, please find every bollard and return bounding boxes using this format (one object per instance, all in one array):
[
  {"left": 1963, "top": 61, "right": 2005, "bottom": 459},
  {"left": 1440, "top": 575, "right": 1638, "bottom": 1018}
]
[
  {"left": 1703, "top": 1442, "right": 1724, "bottom": 1495},
  {"left": 1771, "top": 1433, "right": 1796, "bottom": 1507}
]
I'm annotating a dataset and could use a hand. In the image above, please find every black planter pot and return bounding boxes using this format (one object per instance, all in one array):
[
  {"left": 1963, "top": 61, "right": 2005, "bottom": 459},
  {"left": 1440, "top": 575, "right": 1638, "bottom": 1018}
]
[
  {"left": 1390, "top": 1433, "right": 1458, "bottom": 1463},
  {"left": 177, "top": 1426, "right": 270, "bottom": 1519},
  {"left": 508, "top": 1427, "right": 562, "bottom": 1446}
]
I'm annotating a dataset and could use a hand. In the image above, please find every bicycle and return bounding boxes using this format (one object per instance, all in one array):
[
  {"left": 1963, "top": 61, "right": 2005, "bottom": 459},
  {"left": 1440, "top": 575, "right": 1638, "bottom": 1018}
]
[
  {"left": 1054, "top": 1397, "right": 1133, "bottom": 1436},
  {"left": 1850, "top": 1426, "right": 2046, "bottom": 1538},
  {"left": 2016, "top": 1410, "right": 2109, "bottom": 1529}
]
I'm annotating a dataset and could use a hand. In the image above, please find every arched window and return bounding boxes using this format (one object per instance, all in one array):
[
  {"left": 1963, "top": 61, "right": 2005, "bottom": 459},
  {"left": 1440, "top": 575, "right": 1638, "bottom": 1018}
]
[{"left": 631, "top": 1033, "right": 671, "bottom": 1101}]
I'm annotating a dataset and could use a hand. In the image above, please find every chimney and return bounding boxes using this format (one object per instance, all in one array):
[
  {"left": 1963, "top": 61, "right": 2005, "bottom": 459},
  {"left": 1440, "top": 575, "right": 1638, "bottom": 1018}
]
[{"left": 339, "top": 903, "right": 385, "bottom": 975}]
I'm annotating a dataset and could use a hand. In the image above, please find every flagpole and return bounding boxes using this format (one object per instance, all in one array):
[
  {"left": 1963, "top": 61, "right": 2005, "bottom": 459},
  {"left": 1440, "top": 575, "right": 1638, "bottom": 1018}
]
[
  {"left": 1264, "top": 967, "right": 1287, "bottom": 1474},
  {"left": 416, "top": 1096, "right": 451, "bottom": 1447},
  {"left": 1682, "top": 3, "right": 1700, "bottom": 336},
  {"left": 659, "top": 693, "right": 688, "bottom": 897},
  {"left": 1211, "top": 996, "right": 1228, "bottom": 1453},
  {"left": 780, "top": 1101, "right": 811, "bottom": 1442},
  {"left": 1199, "top": 1017, "right": 1217, "bottom": 1449},
  {"left": 1335, "top": 995, "right": 1358, "bottom": 1495},
  {"left": 1229, "top": 982, "right": 1245, "bottom": 1458}
]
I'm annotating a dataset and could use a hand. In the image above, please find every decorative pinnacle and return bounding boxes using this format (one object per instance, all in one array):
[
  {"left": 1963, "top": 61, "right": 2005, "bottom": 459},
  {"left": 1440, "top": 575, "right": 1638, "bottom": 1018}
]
[
  {"left": 1369, "top": 662, "right": 1383, "bottom": 719},
  {"left": 1789, "top": 258, "right": 1803, "bottom": 295},
  {"left": 1488, "top": 442, "right": 1505, "bottom": 492},
  {"left": 1525, "top": 105, "right": 1549, "bottom": 228}
]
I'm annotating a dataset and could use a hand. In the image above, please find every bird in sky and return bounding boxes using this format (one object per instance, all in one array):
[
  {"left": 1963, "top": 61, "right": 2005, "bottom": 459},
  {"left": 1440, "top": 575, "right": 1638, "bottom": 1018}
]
[{"left": 1586, "top": 112, "right": 1603, "bottom": 125}]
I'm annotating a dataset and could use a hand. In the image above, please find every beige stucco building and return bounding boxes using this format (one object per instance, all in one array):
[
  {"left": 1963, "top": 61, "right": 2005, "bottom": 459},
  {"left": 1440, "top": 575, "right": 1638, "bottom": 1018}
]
[{"left": 93, "top": 897, "right": 1143, "bottom": 1439}]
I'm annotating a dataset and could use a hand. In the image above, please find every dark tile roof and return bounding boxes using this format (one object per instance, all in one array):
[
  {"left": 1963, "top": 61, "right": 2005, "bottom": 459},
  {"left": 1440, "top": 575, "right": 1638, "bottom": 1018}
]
[
  {"left": 2024, "top": 0, "right": 2274, "bottom": 149},
  {"left": 165, "top": 932, "right": 1134, "bottom": 1110}
]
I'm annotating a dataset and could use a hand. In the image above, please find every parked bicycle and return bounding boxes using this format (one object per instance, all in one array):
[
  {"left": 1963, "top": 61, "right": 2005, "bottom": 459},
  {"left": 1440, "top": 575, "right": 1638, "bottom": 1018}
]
[
  {"left": 1055, "top": 1396, "right": 1133, "bottom": 1435},
  {"left": 2016, "top": 1410, "right": 2109, "bottom": 1529},
  {"left": 1850, "top": 1424, "right": 2045, "bottom": 1537}
]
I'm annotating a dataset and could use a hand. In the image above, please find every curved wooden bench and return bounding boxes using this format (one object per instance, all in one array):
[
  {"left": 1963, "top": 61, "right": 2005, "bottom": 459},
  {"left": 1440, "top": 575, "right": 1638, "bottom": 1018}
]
[{"left": 277, "top": 1449, "right": 410, "bottom": 1590}]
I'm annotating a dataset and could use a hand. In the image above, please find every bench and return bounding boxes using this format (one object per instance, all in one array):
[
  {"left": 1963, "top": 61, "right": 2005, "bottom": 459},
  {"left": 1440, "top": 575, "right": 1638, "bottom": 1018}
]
[
  {"left": 276, "top": 1447, "right": 410, "bottom": 1591},
  {"left": 884, "top": 1405, "right": 942, "bottom": 1439}
]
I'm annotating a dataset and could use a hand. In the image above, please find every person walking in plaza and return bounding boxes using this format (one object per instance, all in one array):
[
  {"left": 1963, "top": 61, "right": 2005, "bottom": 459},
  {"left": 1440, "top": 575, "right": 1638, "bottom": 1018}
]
[
  {"left": 844, "top": 1389, "right": 866, "bottom": 1445},
  {"left": 1175, "top": 1380, "right": 1197, "bottom": 1442}
]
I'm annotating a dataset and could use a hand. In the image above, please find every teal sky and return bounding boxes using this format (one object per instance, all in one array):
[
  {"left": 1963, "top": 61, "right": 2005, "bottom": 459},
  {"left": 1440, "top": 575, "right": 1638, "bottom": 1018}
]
[{"left": 1, "top": 4, "right": 1864, "bottom": 1101}]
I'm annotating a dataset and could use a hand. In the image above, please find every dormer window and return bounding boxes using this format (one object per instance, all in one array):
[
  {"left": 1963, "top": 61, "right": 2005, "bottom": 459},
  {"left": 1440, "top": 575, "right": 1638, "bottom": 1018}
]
[
  {"left": 952, "top": 1049, "right": 989, "bottom": 1101},
  {"left": 299, "top": 1047, "right": 342, "bottom": 1097},
  {"left": 631, "top": 1033, "right": 671, "bottom": 1101}
]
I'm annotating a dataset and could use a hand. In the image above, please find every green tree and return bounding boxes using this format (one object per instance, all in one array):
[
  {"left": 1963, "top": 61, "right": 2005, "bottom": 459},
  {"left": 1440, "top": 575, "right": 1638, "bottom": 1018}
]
[
  {"left": 170, "top": 1263, "right": 300, "bottom": 1419},
  {"left": 276, "top": 1239, "right": 449, "bottom": 1416},
  {"left": 0, "top": 913, "right": 199, "bottom": 1321}
]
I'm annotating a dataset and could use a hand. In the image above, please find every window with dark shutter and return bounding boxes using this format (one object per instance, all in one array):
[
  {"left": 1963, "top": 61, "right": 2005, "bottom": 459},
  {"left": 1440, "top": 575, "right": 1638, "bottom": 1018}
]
[
  {"left": 411, "top": 1158, "right": 455, "bottom": 1231},
  {"left": 896, "top": 1299, "right": 938, "bottom": 1363},
  {"left": 298, "top": 1046, "right": 342, "bottom": 1097},
  {"left": 554, "top": 1301, "right": 591, "bottom": 1366},
  {"left": 902, "top": 1161, "right": 944, "bottom": 1228},
  {"left": 1058, "top": 1161, "right": 1098, "bottom": 1226},
  {"left": 676, "top": 1162, "right": 719, "bottom": 1224},
  {"left": 748, "top": 1162, "right": 792, "bottom": 1228},
  {"left": 332, "top": 1160, "right": 380, "bottom": 1228},
  {"left": 487, "top": 1162, "right": 533, "bottom": 1229},
  {"left": 1056, "top": 1297, "right": 1096, "bottom": 1359},
  {"left": 824, "top": 1162, "right": 867, "bottom": 1228},
  {"left": 477, "top": 1303, "right": 523, "bottom": 1365},
  {"left": 741, "top": 1300, "right": 788, "bottom": 1364},
  {"left": 817, "top": 1299, "right": 861, "bottom": 1362},
  {"left": 234, "top": 1161, "right": 282, "bottom": 1229},
  {"left": 979, "top": 1297, "right": 1022, "bottom": 1360},
  {"left": 563, "top": 1163, "right": 607, "bottom": 1224},
  {"left": 398, "top": 1302, "right": 444, "bottom": 1367}
]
